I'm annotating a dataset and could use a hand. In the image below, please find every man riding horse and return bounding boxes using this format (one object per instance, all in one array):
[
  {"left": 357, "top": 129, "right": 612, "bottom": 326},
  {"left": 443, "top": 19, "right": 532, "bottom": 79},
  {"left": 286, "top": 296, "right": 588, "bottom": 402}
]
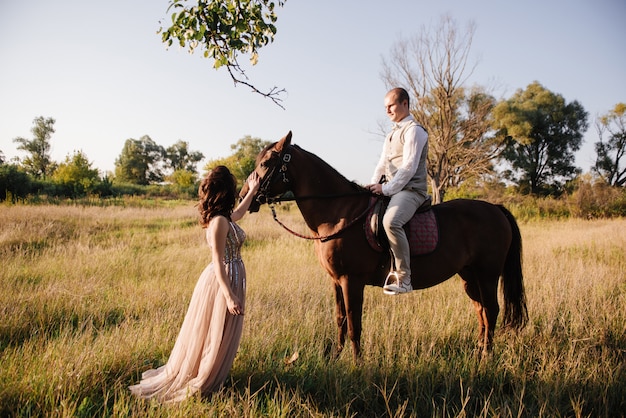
[{"left": 366, "top": 87, "right": 429, "bottom": 295}]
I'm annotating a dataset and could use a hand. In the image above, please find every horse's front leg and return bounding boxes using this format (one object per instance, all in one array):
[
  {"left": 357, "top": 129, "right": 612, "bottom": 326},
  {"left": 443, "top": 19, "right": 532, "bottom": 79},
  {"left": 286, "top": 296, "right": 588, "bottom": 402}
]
[
  {"left": 333, "top": 283, "right": 347, "bottom": 358},
  {"left": 340, "top": 277, "right": 365, "bottom": 362}
]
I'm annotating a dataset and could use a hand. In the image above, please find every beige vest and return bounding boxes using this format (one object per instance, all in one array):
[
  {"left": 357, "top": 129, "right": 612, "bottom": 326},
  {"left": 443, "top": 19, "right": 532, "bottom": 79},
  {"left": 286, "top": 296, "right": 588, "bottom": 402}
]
[{"left": 385, "top": 121, "right": 428, "bottom": 195}]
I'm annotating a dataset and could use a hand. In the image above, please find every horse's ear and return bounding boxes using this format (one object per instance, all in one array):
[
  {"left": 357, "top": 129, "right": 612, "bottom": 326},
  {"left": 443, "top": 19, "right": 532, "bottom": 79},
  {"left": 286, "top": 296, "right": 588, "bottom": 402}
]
[{"left": 276, "top": 131, "right": 292, "bottom": 152}]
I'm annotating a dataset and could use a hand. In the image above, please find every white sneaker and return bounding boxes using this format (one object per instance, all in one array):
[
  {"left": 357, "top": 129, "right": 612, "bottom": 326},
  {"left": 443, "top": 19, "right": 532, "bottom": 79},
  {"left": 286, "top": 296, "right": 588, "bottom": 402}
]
[{"left": 383, "top": 272, "right": 413, "bottom": 295}]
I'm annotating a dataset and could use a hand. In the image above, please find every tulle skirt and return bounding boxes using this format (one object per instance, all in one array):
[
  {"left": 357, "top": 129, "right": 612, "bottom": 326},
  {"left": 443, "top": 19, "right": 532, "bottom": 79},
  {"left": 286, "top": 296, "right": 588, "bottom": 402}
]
[{"left": 129, "top": 260, "right": 245, "bottom": 402}]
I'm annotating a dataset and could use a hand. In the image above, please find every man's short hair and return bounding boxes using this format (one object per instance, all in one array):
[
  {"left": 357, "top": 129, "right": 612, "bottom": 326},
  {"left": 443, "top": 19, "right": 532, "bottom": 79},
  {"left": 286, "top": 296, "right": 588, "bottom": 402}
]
[{"left": 390, "top": 87, "right": 410, "bottom": 108}]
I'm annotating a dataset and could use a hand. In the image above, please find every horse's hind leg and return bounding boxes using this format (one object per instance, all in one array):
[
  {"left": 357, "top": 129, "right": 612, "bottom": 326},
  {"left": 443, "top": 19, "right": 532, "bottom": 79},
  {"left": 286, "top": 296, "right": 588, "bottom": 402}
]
[
  {"left": 463, "top": 275, "right": 500, "bottom": 358},
  {"left": 463, "top": 280, "right": 487, "bottom": 353}
]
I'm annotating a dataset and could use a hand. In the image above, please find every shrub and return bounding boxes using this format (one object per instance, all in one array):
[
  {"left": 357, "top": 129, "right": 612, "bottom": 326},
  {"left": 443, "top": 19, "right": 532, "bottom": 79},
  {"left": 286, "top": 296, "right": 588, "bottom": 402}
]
[{"left": 0, "top": 164, "right": 31, "bottom": 202}]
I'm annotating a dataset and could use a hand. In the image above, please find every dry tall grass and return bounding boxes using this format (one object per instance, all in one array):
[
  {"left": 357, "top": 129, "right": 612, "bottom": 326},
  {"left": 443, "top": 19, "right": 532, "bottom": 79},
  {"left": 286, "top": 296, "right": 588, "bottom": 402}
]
[{"left": 1, "top": 203, "right": 624, "bottom": 417}]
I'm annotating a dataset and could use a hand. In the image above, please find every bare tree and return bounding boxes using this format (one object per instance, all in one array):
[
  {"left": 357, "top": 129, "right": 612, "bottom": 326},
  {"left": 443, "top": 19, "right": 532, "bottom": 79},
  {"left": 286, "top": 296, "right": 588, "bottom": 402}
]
[{"left": 381, "top": 15, "right": 501, "bottom": 203}]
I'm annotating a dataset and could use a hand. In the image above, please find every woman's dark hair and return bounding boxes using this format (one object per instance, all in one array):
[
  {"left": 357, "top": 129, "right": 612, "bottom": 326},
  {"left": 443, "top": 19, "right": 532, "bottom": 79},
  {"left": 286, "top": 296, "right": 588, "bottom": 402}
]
[{"left": 198, "top": 165, "right": 237, "bottom": 227}]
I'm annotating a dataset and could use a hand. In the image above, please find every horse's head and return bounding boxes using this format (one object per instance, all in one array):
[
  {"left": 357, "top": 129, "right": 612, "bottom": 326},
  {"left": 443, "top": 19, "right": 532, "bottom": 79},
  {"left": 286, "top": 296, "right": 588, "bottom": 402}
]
[{"left": 240, "top": 131, "right": 293, "bottom": 212}]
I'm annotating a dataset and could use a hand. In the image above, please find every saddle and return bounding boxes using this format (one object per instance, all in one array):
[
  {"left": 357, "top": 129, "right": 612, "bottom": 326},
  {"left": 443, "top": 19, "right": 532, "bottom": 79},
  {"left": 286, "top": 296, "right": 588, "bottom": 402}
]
[{"left": 365, "top": 196, "right": 439, "bottom": 255}]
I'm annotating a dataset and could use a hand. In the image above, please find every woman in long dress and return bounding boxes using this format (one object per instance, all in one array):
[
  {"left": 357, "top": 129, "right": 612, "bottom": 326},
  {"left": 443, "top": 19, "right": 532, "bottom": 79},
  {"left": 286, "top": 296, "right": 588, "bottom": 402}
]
[{"left": 129, "top": 166, "right": 260, "bottom": 402}]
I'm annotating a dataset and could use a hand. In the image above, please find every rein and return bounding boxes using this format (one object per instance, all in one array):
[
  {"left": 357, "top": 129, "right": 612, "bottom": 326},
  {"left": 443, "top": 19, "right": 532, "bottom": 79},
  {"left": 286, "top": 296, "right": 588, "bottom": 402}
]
[{"left": 268, "top": 197, "right": 376, "bottom": 242}]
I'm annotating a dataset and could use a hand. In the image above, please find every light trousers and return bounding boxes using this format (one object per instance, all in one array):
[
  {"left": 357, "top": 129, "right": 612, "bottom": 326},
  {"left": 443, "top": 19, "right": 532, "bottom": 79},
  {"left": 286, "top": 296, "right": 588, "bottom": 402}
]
[{"left": 382, "top": 190, "right": 428, "bottom": 282}]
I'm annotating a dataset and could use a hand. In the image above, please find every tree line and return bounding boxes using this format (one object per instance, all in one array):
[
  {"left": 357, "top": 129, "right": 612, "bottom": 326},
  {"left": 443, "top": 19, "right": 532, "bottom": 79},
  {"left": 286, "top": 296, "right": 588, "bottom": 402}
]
[
  {"left": 1, "top": 92, "right": 624, "bottom": 207},
  {"left": 1, "top": 93, "right": 624, "bottom": 217},
  {"left": 0, "top": 117, "right": 269, "bottom": 202}
]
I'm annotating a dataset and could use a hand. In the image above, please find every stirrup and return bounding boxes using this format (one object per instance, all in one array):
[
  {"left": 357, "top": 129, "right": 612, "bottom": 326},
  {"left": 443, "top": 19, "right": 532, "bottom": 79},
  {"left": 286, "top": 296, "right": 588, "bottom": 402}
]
[
  {"left": 383, "top": 271, "right": 399, "bottom": 295},
  {"left": 383, "top": 271, "right": 412, "bottom": 295},
  {"left": 383, "top": 271, "right": 398, "bottom": 288}
]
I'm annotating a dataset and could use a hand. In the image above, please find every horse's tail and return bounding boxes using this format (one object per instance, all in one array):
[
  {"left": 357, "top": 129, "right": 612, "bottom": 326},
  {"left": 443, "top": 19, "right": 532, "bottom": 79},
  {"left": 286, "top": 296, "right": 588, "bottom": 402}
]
[{"left": 498, "top": 205, "right": 528, "bottom": 330}]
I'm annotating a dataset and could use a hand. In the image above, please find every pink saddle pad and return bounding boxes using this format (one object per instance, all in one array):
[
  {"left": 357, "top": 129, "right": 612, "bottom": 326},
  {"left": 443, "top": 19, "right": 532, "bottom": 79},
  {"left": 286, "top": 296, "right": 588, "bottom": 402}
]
[{"left": 365, "top": 198, "right": 439, "bottom": 255}]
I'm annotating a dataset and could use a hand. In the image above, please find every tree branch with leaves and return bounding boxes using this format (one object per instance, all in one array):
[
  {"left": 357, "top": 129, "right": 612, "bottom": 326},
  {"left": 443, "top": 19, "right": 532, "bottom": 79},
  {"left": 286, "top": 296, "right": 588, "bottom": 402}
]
[{"left": 160, "top": 0, "right": 287, "bottom": 108}]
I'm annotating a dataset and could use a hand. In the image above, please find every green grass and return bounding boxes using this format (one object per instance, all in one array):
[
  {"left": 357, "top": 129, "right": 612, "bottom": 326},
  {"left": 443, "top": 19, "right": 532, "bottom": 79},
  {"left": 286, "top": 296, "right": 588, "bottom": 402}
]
[{"left": 1, "top": 204, "right": 625, "bottom": 417}]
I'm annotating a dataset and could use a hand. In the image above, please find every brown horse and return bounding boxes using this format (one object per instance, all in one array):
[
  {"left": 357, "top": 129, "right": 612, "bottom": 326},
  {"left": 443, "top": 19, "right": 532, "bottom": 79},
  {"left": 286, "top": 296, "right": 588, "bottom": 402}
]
[{"left": 241, "top": 131, "right": 528, "bottom": 361}]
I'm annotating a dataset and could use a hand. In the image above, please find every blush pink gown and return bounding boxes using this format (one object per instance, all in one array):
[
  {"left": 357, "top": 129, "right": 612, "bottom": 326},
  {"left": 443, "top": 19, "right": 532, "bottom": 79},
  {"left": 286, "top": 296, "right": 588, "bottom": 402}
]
[{"left": 129, "top": 221, "right": 246, "bottom": 402}]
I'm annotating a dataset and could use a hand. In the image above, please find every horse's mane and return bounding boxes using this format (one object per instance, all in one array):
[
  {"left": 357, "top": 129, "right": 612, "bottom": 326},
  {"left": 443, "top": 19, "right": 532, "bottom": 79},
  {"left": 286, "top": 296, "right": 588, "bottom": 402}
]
[
  {"left": 257, "top": 141, "right": 366, "bottom": 193},
  {"left": 290, "top": 144, "right": 366, "bottom": 192}
]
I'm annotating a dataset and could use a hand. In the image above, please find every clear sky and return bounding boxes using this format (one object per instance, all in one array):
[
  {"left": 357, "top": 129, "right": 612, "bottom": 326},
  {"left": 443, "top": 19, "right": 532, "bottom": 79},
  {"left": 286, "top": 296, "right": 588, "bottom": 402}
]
[{"left": 1, "top": 0, "right": 624, "bottom": 184}]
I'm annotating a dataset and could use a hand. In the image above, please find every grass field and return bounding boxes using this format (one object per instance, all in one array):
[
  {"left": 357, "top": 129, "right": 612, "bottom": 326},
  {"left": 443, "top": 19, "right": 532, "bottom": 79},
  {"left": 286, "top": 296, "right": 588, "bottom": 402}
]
[{"left": 1, "top": 203, "right": 625, "bottom": 417}]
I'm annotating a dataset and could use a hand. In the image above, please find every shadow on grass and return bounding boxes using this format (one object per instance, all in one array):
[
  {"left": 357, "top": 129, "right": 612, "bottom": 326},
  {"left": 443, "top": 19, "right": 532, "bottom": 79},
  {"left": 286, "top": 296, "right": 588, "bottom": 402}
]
[
  {"left": 224, "top": 341, "right": 626, "bottom": 417},
  {"left": 0, "top": 306, "right": 130, "bottom": 352},
  {"left": 4, "top": 336, "right": 624, "bottom": 417}
]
